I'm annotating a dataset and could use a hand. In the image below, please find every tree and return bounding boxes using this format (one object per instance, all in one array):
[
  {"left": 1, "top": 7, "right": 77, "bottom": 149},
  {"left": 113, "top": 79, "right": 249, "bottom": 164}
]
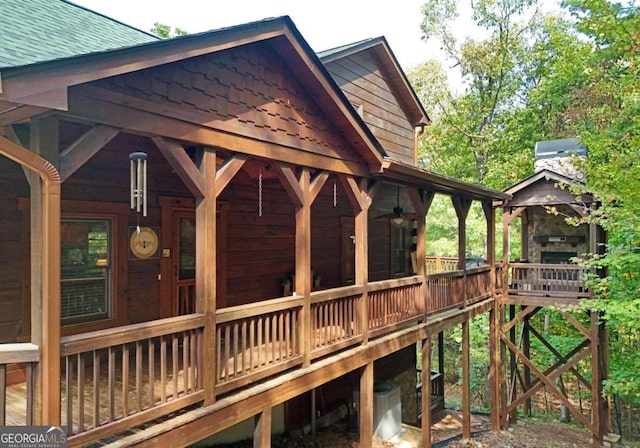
[
  {"left": 559, "top": 0, "right": 640, "bottom": 403},
  {"left": 150, "top": 22, "right": 187, "bottom": 38},
  {"left": 416, "top": 0, "right": 548, "bottom": 189}
]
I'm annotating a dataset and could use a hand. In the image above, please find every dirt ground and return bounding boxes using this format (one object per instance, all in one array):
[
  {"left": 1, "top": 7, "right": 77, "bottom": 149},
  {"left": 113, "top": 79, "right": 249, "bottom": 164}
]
[{"left": 213, "top": 409, "right": 629, "bottom": 447}]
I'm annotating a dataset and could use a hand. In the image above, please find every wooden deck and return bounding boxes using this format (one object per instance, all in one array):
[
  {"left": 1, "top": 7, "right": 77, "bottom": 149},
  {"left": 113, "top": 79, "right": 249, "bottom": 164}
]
[{"left": 1, "top": 268, "right": 500, "bottom": 446}]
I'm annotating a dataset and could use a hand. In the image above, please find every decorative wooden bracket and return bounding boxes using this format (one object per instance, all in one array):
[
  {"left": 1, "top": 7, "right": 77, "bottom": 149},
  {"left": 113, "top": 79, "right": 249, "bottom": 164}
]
[{"left": 60, "top": 125, "right": 120, "bottom": 181}]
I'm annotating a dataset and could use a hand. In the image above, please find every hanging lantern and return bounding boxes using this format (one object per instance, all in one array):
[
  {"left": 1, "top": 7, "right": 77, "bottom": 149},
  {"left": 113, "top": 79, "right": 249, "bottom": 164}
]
[{"left": 129, "top": 152, "right": 148, "bottom": 217}]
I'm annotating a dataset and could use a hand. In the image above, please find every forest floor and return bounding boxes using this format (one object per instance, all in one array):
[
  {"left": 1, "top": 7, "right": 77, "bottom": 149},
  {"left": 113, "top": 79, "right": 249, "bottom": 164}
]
[{"left": 212, "top": 409, "right": 632, "bottom": 447}]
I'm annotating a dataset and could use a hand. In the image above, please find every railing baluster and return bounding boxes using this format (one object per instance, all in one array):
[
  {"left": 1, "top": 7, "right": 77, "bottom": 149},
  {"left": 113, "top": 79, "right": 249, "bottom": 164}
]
[
  {"left": 77, "top": 353, "right": 85, "bottom": 432},
  {"left": 136, "top": 341, "right": 143, "bottom": 412},
  {"left": 122, "top": 343, "right": 129, "bottom": 417},
  {"left": 93, "top": 350, "right": 100, "bottom": 428},
  {"left": 172, "top": 335, "right": 179, "bottom": 400},
  {"left": 66, "top": 355, "right": 73, "bottom": 432},
  {"left": 160, "top": 336, "right": 167, "bottom": 403}
]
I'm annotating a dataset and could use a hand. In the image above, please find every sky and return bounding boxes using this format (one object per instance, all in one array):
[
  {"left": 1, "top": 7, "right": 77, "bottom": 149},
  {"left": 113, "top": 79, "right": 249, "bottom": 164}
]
[{"left": 71, "top": 0, "right": 444, "bottom": 71}]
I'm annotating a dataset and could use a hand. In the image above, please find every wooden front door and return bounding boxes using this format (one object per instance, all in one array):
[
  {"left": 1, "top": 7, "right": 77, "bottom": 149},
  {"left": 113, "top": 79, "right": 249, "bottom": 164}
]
[{"left": 160, "top": 198, "right": 227, "bottom": 317}]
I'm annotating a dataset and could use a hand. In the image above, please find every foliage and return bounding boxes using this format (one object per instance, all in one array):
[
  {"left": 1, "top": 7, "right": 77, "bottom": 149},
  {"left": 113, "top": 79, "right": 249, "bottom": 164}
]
[
  {"left": 414, "top": 0, "right": 640, "bottom": 418},
  {"left": 150, "top": 22, "right": 188, "bottom": 38}
]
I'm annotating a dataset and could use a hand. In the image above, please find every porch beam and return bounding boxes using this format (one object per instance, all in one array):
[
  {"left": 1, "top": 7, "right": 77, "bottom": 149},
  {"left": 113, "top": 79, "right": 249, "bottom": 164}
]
[
  {"left": 196, "top": 148, "right": 217, "bottom": 405},
  {"left": 59, "top": 125, "right": 120, "bottom": 181},
  {"left": 215, "top": 154, "right": 247, "bottom": 197},
  {"left": 152, "top": 137, "right": 206, "bottom": 199},
  {"left": 67, "top": 90, "right": 369, "bottom": 176}
]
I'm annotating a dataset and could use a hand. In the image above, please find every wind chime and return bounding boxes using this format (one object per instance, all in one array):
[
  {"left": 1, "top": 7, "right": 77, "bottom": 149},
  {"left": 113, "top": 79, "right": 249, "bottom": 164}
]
[{"left": 130, "top": 151, "right": 148, "bottom": 234}]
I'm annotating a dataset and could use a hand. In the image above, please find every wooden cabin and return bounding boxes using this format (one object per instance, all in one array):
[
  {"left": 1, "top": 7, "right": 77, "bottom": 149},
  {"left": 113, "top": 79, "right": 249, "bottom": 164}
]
[
  {"left": 498, "top": 140, "right": 609, "bottom": 446},
  {"left": 4, "top": 2, "right": 607, "bottom": 447}
]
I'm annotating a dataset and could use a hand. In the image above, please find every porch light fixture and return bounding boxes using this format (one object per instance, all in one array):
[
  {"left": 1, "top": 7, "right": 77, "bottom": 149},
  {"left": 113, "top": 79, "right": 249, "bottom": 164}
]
[{"left": 130, "top": 151, "right": 148, "bottom": 217}]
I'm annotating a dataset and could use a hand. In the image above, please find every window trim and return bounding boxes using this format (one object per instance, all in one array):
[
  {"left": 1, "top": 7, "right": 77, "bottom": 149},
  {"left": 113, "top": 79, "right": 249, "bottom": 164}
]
[
  {"left": 60, "top": 218, "right": 113, "bottom": 326},
  {"left": 60, "top": 201, "right": 129, "bottom": 335}
]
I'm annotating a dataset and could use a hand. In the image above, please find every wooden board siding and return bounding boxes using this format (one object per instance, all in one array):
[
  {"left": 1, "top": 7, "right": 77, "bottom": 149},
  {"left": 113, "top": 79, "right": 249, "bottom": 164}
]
[
  {"left": 508, "top": 179, "right": 582, "bottom": 207},
  {"left": 89, "top": 42, "right": 364, "bottom": 169},
  {"left": 324, "top": 52, "right": 416, "bottom": 165},
  {"left": 0, "top": 161, "right": 30, "bottom": 344}
]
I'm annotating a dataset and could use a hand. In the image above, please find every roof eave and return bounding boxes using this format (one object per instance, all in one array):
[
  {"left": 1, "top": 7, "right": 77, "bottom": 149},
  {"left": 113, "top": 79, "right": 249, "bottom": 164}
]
[{"left": 380, "top": 160, "right": 510, "bottom": 201}]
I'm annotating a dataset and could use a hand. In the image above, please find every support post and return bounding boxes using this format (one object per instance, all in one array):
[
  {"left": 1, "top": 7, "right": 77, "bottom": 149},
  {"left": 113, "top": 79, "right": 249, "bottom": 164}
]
[
  {"left": 509, "top": 304, "right": 518, "bottom": 424},
  {"left": 590, "top": 311, "right": 604, "bottom": 448},
  {"left": 489, "top": 299, "right": 500, "bottom": 430},
  {"left": 421, "top": 338, "right": 432, "bottom": 448},
  {"left": 452, "top": 197, "right": 471, "bottom": 307},
  {"left": 29, "top": 117, "right": 61, "bottom": 425},
  {"left": 462, "top": 320, "right": 471, "bottom": 440},
  {"left": 254, "top": 408, "right": 272, "bottom": 448},
  {"left": 340, "top": 176, "right": 371, "bottom": 344},
  {"left": 523, "top": 311, "right": 532, "bottom": 416},
  {"left": 294, "top": 168, "right": 312, "bottom": 366},
  {"left": 196, "top": 148, "right": 217, "bottom": 405},
  {"left": 409, "top": 188, "right": 434, "bottom": 317},
  {"left": 360, "top": 362, "right": 374, "bottom": 448}
]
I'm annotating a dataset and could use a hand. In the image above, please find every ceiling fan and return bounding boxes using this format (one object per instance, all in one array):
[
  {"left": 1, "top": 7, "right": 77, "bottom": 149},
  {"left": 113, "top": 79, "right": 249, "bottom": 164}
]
[{"left": 375, "top": 186, "right": 416, "bottom": 224}]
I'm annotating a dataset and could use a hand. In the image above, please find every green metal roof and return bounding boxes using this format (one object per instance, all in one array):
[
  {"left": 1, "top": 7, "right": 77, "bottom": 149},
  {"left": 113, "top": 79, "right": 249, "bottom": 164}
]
[{"left": 0, "top": 0, "right": 159, "bottom": 68}]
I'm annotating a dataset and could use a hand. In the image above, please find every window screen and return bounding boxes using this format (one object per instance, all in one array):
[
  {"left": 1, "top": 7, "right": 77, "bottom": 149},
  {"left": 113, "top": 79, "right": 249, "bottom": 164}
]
[{"left": 61, "top": 219, "right": 111, "bottom": 325}]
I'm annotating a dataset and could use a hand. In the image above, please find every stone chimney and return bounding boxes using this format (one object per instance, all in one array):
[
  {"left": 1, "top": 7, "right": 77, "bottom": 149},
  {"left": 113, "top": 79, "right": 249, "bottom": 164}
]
[{"left": 534, "top": 138, "right": 587, "bottom": 180}]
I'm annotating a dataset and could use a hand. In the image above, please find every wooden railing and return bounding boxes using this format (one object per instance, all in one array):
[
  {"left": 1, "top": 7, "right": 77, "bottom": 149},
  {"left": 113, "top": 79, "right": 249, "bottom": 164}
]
[
  {"left": 368, "top": 276, "right": 423, "bottom": 338},
  {"left": 215, "top": 296, "right": 304, "bottom": 394},
  {"left": 425, "top": 270, "right": 465, "bottom": 313},
  {"left": 508, "top": 263, "right": 591, "bottom": 298},
  {"left": 425, "top": 256, "right": 459, "bottom": 274},
  {"left": 310, "top": 285, "right": 364, "bottom": 359},
  {"left": 0, "top": 343, "right": 38, "bottom": 426},
  {"left": 465, "top": 266, "right": 492, "bottom": 305},
  {"left": 60, "top": 314, "right": 205, "bottom": 446},
  {"left": 0, "top": 264, "right": 502, "bottom": 444}
]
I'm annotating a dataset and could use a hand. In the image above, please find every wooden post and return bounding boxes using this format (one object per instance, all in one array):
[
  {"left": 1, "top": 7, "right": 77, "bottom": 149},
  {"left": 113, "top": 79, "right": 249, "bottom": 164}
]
[
  {"left": 484, "top": 201, "right": 500, "bottom": 430},
  {"left": 499, "top": 304, "right": 508, "bottom": 430},
  {"left": 523, "top": 311, "right": 532, "bottom": 416},
  {"left": 462, "top": 321, "right": 471, "bottom": 440},
  {"left": 489, "top": 299, "right": 500, "bottom": 430},
  {"left": 340, "top": 176, "right": 371, "bottom": 344},
  {"left": 409, "top": 188, "right": 434, "bottom": 317},
  {"left": 291, "top": 168, "right": 312, "bottom": 367},
  {"left": 452, "top": 197, "right": 471, "bottom": 307},
  {"left": 421, "top": 337, "right": 432, "bottom": 448},
  {"left": 196, "top": 148, "right": 217, "bottom": 405},
  {"left": 360, "top": 362, "right": 374, "bottom": 448},
  {"left": 254, "top": 408, "right": 272, "bottom": 448},
  {"left": 508, "top": 304, "right": 518, "bottom": 424},
  {"left": 30, "top": 118, "right": 61, "bottom": 425},
  {"left": 590, "top": 311, "right": 604, "bottom": 448}
]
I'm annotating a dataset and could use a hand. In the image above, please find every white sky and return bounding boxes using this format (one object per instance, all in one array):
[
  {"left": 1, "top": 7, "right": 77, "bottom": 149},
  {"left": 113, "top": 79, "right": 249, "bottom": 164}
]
[
  {"left": 71, "top": 0, "right": 562, "bottom": 91},
  {"left": 71, "top": 0, "right": 443, "bottom": 71}
]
